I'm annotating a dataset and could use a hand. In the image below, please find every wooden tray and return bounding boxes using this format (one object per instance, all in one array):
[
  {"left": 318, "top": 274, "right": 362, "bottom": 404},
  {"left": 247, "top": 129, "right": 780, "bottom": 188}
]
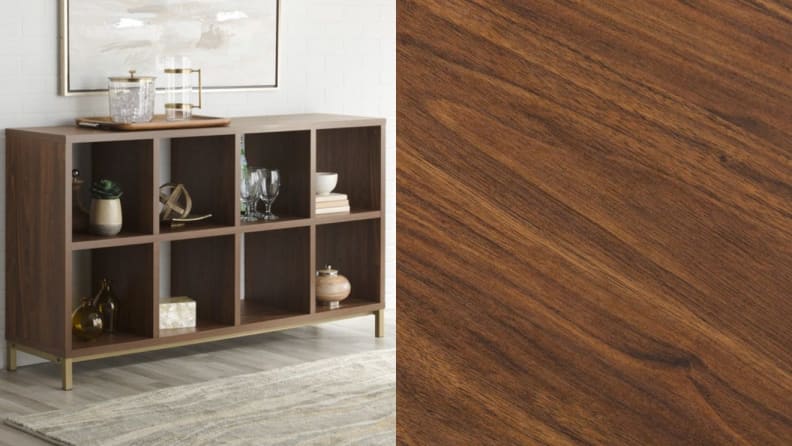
[{"left": 76, "top": 115, "right": 231, "bottom": 131}]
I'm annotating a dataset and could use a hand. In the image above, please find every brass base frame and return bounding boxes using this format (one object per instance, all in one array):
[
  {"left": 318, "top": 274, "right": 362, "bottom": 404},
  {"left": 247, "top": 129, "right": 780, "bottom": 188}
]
[
  {"left": 7, "top": 342, "right": 73, "bottom": 390},
  {"left": 6, "top": 310, "right": 385, "bottom": 391},
  {"left": 6, "top": 343, "right": 16, "bottom": 372},
  {"left": 375, "top": 309, "right": 385, "bottom": 338},
  {"left": 59, "top": 357, "right": 73, "bottom": 391}
]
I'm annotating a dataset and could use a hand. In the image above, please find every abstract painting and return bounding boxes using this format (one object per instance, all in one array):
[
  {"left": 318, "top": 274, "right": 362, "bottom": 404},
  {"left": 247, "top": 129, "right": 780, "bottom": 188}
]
[{"left": 60, "top": 0, "right": 279, "bottom": 95}]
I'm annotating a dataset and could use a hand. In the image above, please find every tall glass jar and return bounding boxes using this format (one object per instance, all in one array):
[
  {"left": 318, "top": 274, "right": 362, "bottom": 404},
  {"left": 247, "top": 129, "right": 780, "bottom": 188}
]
[{"left": 163, "top": 56, "right": 202, "bottom": 121}]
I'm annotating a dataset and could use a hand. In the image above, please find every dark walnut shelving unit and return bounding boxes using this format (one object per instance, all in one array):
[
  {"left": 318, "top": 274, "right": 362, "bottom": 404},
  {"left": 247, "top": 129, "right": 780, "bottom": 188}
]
[{"left": 5, "top": 114, "right": 386, "bottom": 389}]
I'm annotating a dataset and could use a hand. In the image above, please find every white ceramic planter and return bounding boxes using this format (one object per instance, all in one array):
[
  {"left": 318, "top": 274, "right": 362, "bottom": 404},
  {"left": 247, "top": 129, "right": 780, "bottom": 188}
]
[{"left": 89, "top": 198, "right": 123, "bottom": 236}]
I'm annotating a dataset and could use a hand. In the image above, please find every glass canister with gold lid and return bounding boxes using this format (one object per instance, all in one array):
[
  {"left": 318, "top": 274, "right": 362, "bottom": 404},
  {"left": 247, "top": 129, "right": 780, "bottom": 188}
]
[{"left": 107, "top": 70, "right": 156, "bottom": 123}]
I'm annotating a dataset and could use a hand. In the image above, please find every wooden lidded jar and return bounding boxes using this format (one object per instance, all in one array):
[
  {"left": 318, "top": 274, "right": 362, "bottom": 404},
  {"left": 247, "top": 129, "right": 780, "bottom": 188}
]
[{"left": 316, "top": 265, "right": 351, "bottom": 309}]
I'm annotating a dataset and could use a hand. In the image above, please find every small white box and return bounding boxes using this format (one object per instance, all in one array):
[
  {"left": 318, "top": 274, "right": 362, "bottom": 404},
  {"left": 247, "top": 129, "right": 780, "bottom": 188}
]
[{"left": 159, "top": 296, "right": 196, "bottom": 329}]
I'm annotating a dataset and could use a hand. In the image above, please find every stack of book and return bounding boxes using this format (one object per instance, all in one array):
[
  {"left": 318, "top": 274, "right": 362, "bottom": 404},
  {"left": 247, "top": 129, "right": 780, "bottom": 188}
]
[{"left": 316, "top": 193, "right": 350, "bottom": 215}]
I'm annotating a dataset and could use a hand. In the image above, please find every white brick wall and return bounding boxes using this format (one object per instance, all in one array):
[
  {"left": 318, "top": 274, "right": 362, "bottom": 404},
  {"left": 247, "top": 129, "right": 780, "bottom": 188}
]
[{"left": 0, "top": 0, "right": 396, "bottom": 368}]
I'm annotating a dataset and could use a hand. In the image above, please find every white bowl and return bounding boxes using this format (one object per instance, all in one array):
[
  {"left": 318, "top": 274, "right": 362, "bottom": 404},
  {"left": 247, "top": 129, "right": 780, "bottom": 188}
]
[{"left": 316, "top": 172, "right": 338, "bottom": 196}]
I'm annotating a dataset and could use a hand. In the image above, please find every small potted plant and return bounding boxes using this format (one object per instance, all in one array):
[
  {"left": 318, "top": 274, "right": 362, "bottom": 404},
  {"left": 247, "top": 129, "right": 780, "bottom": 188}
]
[{"left": 89, "top": 179, "right": 123, "bottom": 236}]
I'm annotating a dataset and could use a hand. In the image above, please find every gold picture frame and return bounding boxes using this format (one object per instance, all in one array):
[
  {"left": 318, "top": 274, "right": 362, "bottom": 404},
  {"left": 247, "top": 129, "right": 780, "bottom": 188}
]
[{"left": 58, "top": 0, "right": 281, "bottom": 96}]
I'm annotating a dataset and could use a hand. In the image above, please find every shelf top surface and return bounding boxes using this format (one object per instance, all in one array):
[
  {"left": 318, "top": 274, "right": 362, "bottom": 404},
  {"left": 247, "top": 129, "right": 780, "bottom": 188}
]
[{"left": 6, "top": 113, "right": 386, "bottom": 143}]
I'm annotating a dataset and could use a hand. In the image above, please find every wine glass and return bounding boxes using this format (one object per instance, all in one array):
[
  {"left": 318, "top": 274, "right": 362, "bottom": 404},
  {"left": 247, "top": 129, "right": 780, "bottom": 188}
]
[
  {"left": 256, "top": 168, "right": 280, "bottom": 221},
  {"left": 240, "top": 170, "right": 261, "bottom": 222}
]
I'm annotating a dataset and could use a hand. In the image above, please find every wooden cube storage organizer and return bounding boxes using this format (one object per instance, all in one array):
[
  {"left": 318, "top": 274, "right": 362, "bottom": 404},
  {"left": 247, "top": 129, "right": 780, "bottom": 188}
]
[{"left": 5, "top": 114, "right": 386, "bottom": 390}]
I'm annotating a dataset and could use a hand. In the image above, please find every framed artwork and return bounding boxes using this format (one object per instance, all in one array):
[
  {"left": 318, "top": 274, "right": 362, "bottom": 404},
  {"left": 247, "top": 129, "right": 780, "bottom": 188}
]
[{"left": 59, "top": 0, "right": 279, "bottom": 95}]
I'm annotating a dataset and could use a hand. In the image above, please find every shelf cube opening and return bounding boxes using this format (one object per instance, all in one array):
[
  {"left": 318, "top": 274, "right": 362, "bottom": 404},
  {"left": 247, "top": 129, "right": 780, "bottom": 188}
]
[
  {"left": 71, "top": 140, "right": 155, "bottom": 240},
  {"left": 242, "top": 227, "right": 311, "bottom": 324},
  {"left": 70, "top": 244, "right": 155, "bottom": 349},
  {"left": 162, "top": 236, "right": 237, "bottom": 334},
  {"left": 166, "top": 135, "right": 237, "bottom": 231},
  {"left": 244, "top": 131, "right": 311, "bottom": 222},
  {"left": 316, "top": 219, "right": 381, "bottom": 309},
  {"left": 316, "top": 126, "right": 381, "bottom": 212}
]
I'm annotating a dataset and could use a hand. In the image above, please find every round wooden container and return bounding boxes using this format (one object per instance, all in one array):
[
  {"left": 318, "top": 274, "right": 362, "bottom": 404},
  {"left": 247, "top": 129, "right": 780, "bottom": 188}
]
[{"left": 316, "top": 265, "right": 351, "bottom": 309}]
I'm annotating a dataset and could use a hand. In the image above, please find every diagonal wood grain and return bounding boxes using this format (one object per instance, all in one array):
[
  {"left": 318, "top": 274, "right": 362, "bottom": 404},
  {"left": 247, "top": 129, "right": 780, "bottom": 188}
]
[{"left": 397, "top": 1, "right": 792, "bottom": 444}]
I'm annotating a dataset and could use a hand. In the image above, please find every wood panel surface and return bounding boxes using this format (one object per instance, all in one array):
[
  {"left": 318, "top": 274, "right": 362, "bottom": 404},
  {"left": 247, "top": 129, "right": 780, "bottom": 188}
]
[
  {"left": 171, "top": 236, "right": 236, "bottom": 327},
  {"left": 5, "top": 131, "right": 67, "bottom": 357},
  {"left": 171, "top": 135, "right": 236, "bottom": 226},
  {"left": 244, "top": 227, "right": 311, "bottom": 315},
  {"left": 397, "top": 1, "right": 792, "bottom": 445}
]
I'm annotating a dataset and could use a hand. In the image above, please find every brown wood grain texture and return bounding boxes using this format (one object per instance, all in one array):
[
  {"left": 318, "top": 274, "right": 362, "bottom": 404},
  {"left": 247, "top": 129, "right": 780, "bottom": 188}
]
[
  {"left": 397, "top": 1, "right": 792, "bottom": 445},
  {"left": 5, "top": 131, "right": 67, "bottom": 357}
]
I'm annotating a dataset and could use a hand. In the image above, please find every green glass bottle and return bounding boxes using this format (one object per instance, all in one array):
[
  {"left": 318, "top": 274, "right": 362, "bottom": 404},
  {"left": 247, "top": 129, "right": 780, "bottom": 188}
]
[
  {"left": 93, "top": 278, "right": 119, "bottom": 333},
  {"left": 240, "top": 135, "right": 248, "bottom": 215}
]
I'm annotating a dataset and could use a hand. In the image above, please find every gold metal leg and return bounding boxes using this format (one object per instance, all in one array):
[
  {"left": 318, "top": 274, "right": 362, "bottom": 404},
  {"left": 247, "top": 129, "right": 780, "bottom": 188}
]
[
  {"left": 59, "top": 358, "right": 73, "bottom": 391},
  {"left": 375, "top": 309, "right": 385, "bottom": 338},
  {"left": 6, "top": 343, "right": 17, "bottom": 371}
]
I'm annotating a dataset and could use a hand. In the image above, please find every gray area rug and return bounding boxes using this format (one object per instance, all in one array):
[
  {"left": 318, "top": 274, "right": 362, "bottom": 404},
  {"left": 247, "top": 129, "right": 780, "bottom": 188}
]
[{"left": 6, "top": 349, "right": 395, "bottom": 446}]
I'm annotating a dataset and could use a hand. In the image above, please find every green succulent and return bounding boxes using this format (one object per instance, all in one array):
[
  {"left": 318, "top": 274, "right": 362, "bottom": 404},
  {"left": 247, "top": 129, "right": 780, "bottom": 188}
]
[{"left": 91, "top": 179, "right": 123, "bottom": 200}]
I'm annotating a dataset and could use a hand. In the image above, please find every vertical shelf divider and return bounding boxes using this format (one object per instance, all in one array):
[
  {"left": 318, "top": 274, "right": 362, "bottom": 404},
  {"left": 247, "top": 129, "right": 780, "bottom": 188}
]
[
  {"left": 148, "top": 138, "right": 159, "bottom": 338},
  {"left": 379, "top": 123, "right": 386, "bottom": 305},
  {"left": 152, "top": 138, "right": 162, "bottom": 338},
  {"left": 235, "top": 133, "right": 242, "bottom": 326},
  {"left": 64, "top": 141, "right": 74, "bottom": 355},
  {"left": 234, "top": 132, "right": 242, "bottom": 227},
  {"left": 310, "top": 129, "right": 317, "bottom": 217},
  {"left": 152, "top": 240, "right": 160, "bottom": 338},
  {"left": 152, "top": 138, "right": 161, "bottom": 235},
  {"left": 309, "top": 128, "right": 317, "bottom": 313},
  {"left": 309, "top": 225, "right": 317, "bottom": 314},
  {"left": 234, "top": 232, "right": 242, "bottom": 326}
]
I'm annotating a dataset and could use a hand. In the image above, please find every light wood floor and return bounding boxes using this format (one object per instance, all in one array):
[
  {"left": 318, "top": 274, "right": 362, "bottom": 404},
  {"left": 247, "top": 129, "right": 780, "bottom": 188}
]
[{"left": 0, "top": 311, "right": 395, "bottom": 445}]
